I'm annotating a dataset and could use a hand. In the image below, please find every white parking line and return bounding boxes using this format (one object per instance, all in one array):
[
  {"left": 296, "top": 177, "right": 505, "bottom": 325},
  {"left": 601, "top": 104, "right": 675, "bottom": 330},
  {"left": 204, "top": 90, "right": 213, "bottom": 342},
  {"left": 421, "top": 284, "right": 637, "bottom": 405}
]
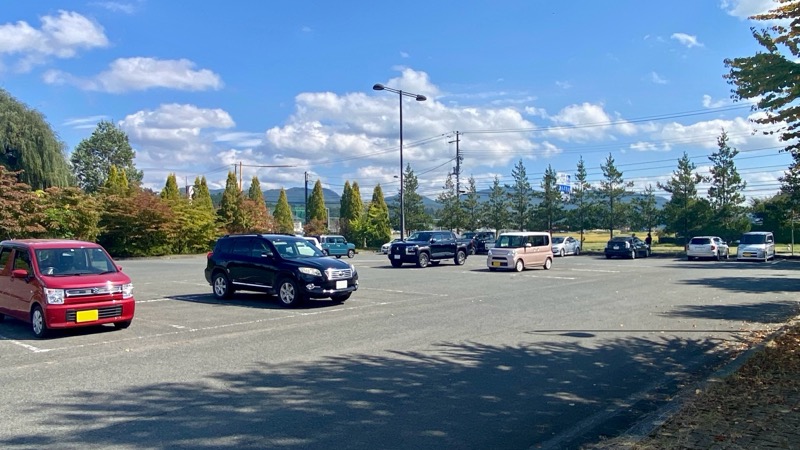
[
  {"left": 0, "top": 334, "right": 50, "bottom": 353},
  {"left": 569, "top": 268, "right": 620, "bottom": 273}
]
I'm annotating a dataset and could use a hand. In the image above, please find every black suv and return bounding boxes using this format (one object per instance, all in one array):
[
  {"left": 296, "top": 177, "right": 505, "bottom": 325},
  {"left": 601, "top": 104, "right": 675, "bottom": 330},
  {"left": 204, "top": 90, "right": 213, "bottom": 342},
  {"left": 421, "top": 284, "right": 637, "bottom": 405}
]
[
  {"left": 604, "top": 236, "right": 650, "bottom": 259},
  {"left": 388, "top": 230, "right": 468, "bottom": 268},
  {"left": 204, "top": 234, "right": 358, "bottom": 307}
]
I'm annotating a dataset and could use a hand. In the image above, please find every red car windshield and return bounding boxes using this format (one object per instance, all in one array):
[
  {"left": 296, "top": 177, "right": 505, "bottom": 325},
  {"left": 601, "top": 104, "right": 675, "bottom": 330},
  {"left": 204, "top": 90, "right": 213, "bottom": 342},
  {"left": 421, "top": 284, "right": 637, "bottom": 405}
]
[{"left": 34, "top": 247, "right": 117, "bottom": 276}]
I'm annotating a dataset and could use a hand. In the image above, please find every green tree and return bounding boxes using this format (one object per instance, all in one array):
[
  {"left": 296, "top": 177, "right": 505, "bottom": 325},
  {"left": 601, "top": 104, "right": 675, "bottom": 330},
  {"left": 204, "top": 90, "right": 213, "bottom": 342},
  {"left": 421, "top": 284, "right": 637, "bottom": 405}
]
[
  {"left": 397, "top": 164, "right": 431, "bottom": 233},
  {"left": 461, "top": 176, "right": 481, "bottom": 231},
  {"left": 436, "top": 173, "right": 463, "bottom": 232},
  {"left": 707, "top": 130, "right": 749, "bottom": 240},
  {"left": 98, "top": 189, "right": 174, "bottom": 257},
  {"left": 0, "top": 88, "right": 73, "bottom": 189},
  {"left": 569, "top": 156, "right": 593, "bottom": 244},
  {"left": 361, "top": 184, "right": 392, "bottom": 247},
  {"left": 658, "top": 152, "right": 710, "bottom": 242},
  {"left": 599, "top": 153, "right": 633, "bottom": 238},
  {"left": 481, "top": 175, "right": 509, "bottom": 233},
  {"left": 192, "top": 176, "right": 214, "bottom": 212},
  {"left": 780, "top": 160, "right": 800, "bottom": 231},
  {"left": 0, "top": 167, "right": 46, "bottom": 238},
  {"left": 345, "top": 182, "right": 365, "bottom": 242},
  {"left": 102, "top": 165, "right": 131, "bottom": 197},
  {"left": 217, "top": 171, "right": 244, "bottom": 233},
  {"left": 506, "top": 159, "right": 533, "bottom": 230},
  {"left": 307, "top": 180, "right": 328, "bottom": 226},
  {"left": 41, "top": 187, "right": 101, "bottom": 241},
  {"left": 273, "top": 188, "right": 295, "bottom": 234},
  {"left": 71, "top": 120, "right": 143, "bottom": 194},
  {"left": 246, "top": 176, "right": 275, "bottom": 233},
  {"left": 724, "top": 0, "right": 800, "bottom": 156},
  {"left": 630, "top": 184, "right": 659, "bottom": 233},
  {"left": 535, "top": 164, "right": 563, "bottom": 232},
  {"left": 160, "top": 173, "right": 181, "bottom": 201}
]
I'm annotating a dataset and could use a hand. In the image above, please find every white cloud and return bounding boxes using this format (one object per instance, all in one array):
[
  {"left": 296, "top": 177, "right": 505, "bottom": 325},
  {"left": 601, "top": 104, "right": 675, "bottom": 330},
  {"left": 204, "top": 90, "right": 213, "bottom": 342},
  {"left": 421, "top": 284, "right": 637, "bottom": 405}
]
[
  {"left": 555, "top": 80, "right": 572, "bottom": 89},
  {"left": 0, "top": 10, "right": 108, "bottom": 72},
  {"left": 43, "top": 57, "right": 223, "bottom": 93},
  {"left": 702, "top": 94, "right": 728, "bottom": 108},
  {"left": 720, "top": 0, "right": 777, "bottom": 19},
  {"left": 543, "top": 102, "right": 637, "bottom": 142},
  {"left": 630, "top": 141, "right": 672, "bottom": 152},
  {"left": 63, "top": 115, "right": 109, "bottom": 130},
  {"left": 650, "top": 72, "right": 668, "bottom": 85},
  {"left": 671, "top": 32, "right": 703, "bottom": 48},
  {"left": 91, "top": 1, "right": 139, "bottom": 14}
]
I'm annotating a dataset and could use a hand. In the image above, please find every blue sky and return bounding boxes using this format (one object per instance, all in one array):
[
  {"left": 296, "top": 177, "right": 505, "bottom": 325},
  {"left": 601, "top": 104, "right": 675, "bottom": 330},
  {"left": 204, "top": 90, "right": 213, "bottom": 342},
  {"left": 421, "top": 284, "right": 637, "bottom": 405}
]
[{"left": 0, "top": 0, "right": 792, "bottom": 201}]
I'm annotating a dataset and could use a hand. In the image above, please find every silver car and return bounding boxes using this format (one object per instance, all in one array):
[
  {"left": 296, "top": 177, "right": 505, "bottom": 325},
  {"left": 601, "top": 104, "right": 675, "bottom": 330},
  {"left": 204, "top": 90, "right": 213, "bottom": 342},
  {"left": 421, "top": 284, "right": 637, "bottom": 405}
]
[
  {"left": 551, "top": 235, "right": 581, "bottom": 257},
  {"left": 686, "top": 236, "right": 729, "bottom": 261},
  {"left": 381, "top": 238, "right": 402, "bottom": 254}
]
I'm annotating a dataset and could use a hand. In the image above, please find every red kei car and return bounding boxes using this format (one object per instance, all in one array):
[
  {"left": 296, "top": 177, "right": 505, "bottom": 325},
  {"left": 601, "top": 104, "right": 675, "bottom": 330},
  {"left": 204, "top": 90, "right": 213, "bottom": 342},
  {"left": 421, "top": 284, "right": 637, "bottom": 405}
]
[{"left": 0, "top": 239, "right": 135, "bottom": 338}]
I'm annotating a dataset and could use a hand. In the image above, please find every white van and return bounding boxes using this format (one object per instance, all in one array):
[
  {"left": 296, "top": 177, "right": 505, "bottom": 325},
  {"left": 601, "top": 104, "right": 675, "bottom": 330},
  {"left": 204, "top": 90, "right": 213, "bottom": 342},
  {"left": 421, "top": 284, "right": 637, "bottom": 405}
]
[
  {"left": 736, "top": 231, "right": 775, "bottom": 262},
  {"left": 487, "top": 231, "right": 553, "bottom": 271}
]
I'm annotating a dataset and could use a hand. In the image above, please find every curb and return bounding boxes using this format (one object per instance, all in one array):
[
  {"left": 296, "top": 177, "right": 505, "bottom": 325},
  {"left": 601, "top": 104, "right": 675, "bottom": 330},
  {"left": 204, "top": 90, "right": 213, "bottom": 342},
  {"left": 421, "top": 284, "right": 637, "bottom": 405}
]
[{"left": 590, "top": 317, "right": 800, "bottom": 449}]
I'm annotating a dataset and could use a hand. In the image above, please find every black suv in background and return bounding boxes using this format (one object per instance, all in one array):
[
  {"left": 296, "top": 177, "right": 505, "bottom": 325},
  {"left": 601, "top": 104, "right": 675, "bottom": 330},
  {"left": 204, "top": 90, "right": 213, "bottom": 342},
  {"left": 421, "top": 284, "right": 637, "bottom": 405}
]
[
  {"left": 204, "top": 234, "right": 358, "bottom": 307},
  {"left": 604, "top": 236, "right": 650, "bottom": 259},
  {"left": 388, "top": 230, "right": 468, "bottom": 268}
]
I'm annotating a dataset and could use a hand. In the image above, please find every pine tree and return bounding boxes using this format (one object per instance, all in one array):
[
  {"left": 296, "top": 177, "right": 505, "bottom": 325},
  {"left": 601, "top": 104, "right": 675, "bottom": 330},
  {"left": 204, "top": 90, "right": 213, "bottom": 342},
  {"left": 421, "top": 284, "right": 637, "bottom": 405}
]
[
  {"left": 658, "top": 152, "right": 709, "bottom": 241},
  {"left": 536, "top": 164, "right": 563, "bottom": 232},
  {"left": 630, "top": 184, "right": 659, "bottom": 233},
  {"left": 482, "top": 176, "right": 509, "bottom": 233},
  {"left": 192, "top": 176, "right": 214, "bottom": 212},
  {"left": 273, "top": 188, "right": 295, "bottom": 234},
  {"left": 707, "top": 130, "right": 748, "bottom": 239},
  {"left": 436, "top": 173, "right": 462, "bottom": 231},
  {"left": 217, "top": 171, "right": 243, "bottom": 233},
  {"left": 570, "top": 156, "right": 593, "bottom": 245},
  {"left": 363, "top": 184, "right": 391, "bottom": 246},
  {"left": 398, "top": 164, "right": 430, "bottom": 233},
  {"left": 599, "top": 153, "right": 632, "bottom": 238},
  {"left": 247, "top": 176, "right": 274, "bottom": 233},
  {"left": 339, "top": 181, "right": 353, "bottom": 238},
  {"left": 461, "top": 176, "right": 481, "bottom": 232},
  {"left": 506, "top": 159, "right": 532, "bottom": 230},
  {"left": 102, "top": 165, "right": 130, "bottom": 197},
  {"left": 161, "top": 173, "right": 181, "bottom": 201},
  {"left": 307, "top": 180, "right": 328, "bottom": 226}
]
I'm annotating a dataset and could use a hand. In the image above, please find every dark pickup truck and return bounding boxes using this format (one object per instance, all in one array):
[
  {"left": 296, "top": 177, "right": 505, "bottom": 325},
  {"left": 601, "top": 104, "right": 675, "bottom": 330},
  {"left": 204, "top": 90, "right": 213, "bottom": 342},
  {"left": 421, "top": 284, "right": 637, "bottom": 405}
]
[{"left": 388, "top": 230, "right": 469, "bottom": 268}]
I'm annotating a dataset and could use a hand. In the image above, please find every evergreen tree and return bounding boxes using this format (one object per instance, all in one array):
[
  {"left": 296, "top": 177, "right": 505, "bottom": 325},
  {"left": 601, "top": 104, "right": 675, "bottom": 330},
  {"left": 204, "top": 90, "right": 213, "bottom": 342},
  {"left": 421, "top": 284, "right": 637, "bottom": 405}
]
[
  {"left": 506, "top": 159, "right": 533, "bottom": 230},
  {"left": 0, "top": 88, "right": 73, "bottom": 189},
  {"left": 569, "top": 156, "right": 593, "bottom": 244},
  {"left": 481, "top": 175, "right": 509, "bottom": 233},
  {"left": 658, "top": 152, "right": 709, "bottom": 241},
  {"left": 724, "top": 0, "right": 800, "bottom": 156},
  {"left": 780, "top": 160, "right": 800, "bottom": 224},
  {"left": 339, "top": 181, "right": 353, "bottom": 239},
  {"left": 350, "top": 182, "right": 364, "bottom": 222},
  {"left": 535, "top": 164, "right": 563, "bottom": 232},
  {"left": 461, "top": 176, "right": 481, "bottom": 231},
  {"left": 192, "top": 176, "right": 214, "bottom": 212},
  {"left": 102, "top": 165, "right": 130, "bottom": 197},
  {"left": 273, "top": 188, "right": 295, "bottom": 234},
  {"left": 599, "top": 153, "right": 632, "bottom": 238},
  {"left": 436, "top": 173, "right": 462, "bottom": 232},
  {"left": 217, "top": 171, "right": 244, "bottom": 233},
  {"left": 307, "top": 180, "right": 328, "bottom": 226},
  {"left": 362, "top": 184, "right": 392, "bottom": 247},
  {"left": 246, "top": 176, "right": 274, "bottom": 233},
  {"left": 160, "top": 173, "right": 181, "bottom": 201},
  {"left": 71, "top": 120, "right": 143, "bottom": 193},
  {"left": 248, "top": 176, "right": 265, "bottom": 205},
  {"left": 398, "top": 164, "right": 431, "bottom": 233},
  {"left": 630, "top": 184, "right": 659, "bottom": 233},
  {"left": 707, "top": 130, "right": 749, "bottom": 239}
]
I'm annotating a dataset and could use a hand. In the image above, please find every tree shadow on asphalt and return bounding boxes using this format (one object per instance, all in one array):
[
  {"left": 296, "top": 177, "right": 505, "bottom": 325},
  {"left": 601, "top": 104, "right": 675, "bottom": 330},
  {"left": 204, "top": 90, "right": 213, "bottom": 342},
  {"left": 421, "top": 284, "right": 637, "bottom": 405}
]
[
  {"left": 678, "top": 274, "right": 800, "bottom": 294},
  {"left": 662, "top": 299, "right": 799, "bottom": 323},
  {"left": 167, "top": 293, "right": 343, "bottom": 310},
  {"left": 0, "top": 331, "right": 752, "bottom": 450}
]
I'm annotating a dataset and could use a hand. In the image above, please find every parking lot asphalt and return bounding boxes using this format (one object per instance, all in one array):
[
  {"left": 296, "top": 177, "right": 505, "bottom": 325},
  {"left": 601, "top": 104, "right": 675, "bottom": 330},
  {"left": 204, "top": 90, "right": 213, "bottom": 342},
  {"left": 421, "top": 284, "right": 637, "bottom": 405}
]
[{"left": 1, "top": 252, "right": 797, "bottom": 449}]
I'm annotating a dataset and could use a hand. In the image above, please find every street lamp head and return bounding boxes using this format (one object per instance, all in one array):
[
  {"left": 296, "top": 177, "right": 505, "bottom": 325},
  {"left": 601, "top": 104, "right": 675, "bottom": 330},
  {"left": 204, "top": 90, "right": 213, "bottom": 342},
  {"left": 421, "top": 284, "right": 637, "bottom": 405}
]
[
  {"left": 372, "top": 83, "right": 385, "bottom": 91},
  {"left": 415, "top": 95, "right": 427, "bottom": 102}
]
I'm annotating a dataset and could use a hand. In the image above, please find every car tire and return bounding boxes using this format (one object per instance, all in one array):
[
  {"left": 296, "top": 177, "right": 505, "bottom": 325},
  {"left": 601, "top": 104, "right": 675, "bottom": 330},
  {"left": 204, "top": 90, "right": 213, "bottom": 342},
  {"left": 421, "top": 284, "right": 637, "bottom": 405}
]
[
  {"left": 514, "top": 259, "right": 524, "bottom": 272},
  {"left": 544, "top": 258, "right": 552, "bottom": 270},
  {"left": 725, "top": 251, "right": 729, "bottom": 260},
  {"left": 114, "top": 320, "right": 132, "bottom": 330},
  {"left": 716, "top": 252, "right": 721, "bottom": 261},
  {"left": 277, "top": 278, "right": 304, "bottom": 307},
  {"left": 469, "top": 247, "right": 476, "bottom": 256},
  {"left": 454, "top": 250, "right": 467, "bottom": 266},
  {"left": 31, "top": 305, "right": 49, "bottom": 339},
  {"left": 574, "top": 247, "right": 580, "bottom": 256},
  {"left": 560, "top": 249, "right": 566, "bottom": 257},
  {"left": 605, "top": 254, "right": 611, "bottom": 259},
  {"left": 212, "top": 272, "right": 233, "bottom": 299},
  {"left": 347, "top": 249, "right": 355, "bottom": 258},
  {"left": 630, "top": 250, "right": 636, "bottom": 259},
  {"left": 331, "top": 293, "right": 351, "bottom": 303},
  {"left": 390, "top": 260, "right": 403, "bottom": 268},
  {"left": 335, "top": 255, "right": 341, "bottom": 259},
  {"left": 417, "top": 252, "right": 430, "bottom": 268}
]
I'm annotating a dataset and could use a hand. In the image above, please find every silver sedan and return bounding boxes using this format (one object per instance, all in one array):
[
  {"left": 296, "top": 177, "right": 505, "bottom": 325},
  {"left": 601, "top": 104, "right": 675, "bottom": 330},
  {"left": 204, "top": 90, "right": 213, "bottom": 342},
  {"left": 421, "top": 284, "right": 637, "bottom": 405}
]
[{"left": 552, "top": 235, "right": 581, "bottom": 257}]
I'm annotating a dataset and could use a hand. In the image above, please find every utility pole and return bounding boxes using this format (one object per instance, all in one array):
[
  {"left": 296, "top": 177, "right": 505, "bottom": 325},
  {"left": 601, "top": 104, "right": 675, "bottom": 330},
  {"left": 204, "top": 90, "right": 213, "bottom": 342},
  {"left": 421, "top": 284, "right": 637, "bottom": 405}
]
[
  {"left": 239, "top": 161, "right": 243, "bottom": 191},
  {"left": 448, "top": 131, "right": 463, "bottom": 233},
  {"left": 304, "top": 171, "right": 310, "bottom": 226}
]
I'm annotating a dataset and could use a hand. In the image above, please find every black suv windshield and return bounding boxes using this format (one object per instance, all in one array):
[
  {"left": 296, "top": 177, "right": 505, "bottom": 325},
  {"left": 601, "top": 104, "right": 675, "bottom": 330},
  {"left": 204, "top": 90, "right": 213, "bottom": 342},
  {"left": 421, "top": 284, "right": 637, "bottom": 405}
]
[
  {"left": 271, "top": 238, "right": 324, "bottom": 259},
  {"left": 407, "top": 232, "right": 433, "bottom": 241}
]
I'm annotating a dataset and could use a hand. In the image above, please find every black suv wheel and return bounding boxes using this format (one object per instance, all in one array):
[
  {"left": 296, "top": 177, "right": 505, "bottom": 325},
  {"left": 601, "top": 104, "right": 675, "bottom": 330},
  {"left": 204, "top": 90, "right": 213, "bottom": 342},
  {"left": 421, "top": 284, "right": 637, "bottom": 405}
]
[
  {"left": 277, "top": 277, "right": 304, "bottom": 307},
  {"left": 212, "top": 272, "right": 233, "bottom": 299}
]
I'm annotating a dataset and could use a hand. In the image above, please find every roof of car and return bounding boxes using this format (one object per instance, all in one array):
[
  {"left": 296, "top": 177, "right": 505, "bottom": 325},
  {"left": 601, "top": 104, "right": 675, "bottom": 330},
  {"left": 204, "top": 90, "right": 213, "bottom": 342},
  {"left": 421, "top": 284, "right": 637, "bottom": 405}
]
[
  {"left": 741, "top": 231, "right": 773, "bottom": 235},
  {"left": 0, "top": 239, "right": 103, "bottom": 249},
  {"left": 498, "top": 231, "right": 550, "bottom": 236}
]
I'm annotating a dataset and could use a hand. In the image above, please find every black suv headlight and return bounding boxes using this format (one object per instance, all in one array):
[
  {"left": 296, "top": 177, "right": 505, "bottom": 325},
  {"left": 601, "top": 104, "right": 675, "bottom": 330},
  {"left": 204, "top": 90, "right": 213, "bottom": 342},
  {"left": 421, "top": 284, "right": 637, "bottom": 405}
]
[{"left": 298, "top": 267, "right": 322, "bottom": 277}]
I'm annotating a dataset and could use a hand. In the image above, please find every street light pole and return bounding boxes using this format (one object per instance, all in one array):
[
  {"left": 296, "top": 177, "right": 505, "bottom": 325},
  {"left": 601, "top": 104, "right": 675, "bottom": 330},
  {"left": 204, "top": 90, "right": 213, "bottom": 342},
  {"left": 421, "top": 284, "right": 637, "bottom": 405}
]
[{"left": 373, "top": 83, "right": 426, "bottom": 240}]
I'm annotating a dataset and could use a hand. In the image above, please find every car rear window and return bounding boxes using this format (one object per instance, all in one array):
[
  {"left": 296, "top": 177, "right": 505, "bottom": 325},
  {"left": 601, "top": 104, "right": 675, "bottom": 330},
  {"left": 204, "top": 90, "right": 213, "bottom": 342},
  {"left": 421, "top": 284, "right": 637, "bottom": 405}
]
[
  {"left": 690, "top": 238, "right": 711, "bottom": 245},
  {"left": 740, "top": 234, "right": 767, "bottom": 244}
]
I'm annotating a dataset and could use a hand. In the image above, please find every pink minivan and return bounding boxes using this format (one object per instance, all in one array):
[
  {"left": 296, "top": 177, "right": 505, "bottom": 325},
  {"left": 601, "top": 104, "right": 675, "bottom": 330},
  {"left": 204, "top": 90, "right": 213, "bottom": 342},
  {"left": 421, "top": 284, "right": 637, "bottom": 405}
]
[{"left": 0, "top": 239, "right": 135, "bottom": 338}]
